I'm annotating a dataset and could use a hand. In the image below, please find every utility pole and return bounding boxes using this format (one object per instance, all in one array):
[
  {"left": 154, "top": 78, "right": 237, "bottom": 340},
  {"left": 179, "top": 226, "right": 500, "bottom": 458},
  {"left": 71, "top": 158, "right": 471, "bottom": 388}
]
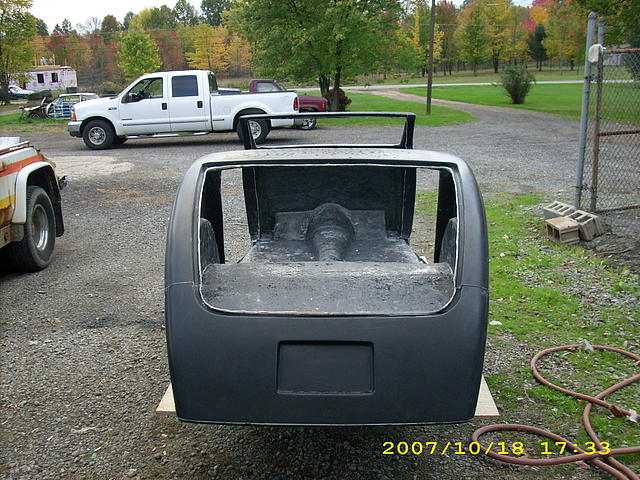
[{"left": 426, "top": 0, "right": 436, "bottom": 114}]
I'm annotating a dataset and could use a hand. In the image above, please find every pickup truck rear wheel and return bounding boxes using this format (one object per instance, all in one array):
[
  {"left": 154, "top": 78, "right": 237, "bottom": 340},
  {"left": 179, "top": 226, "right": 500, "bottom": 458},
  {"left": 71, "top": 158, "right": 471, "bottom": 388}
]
[
  {"left": 237, "top": 119, "right": 270, "bottom": 145},
  {"left": 5, "top": 186, "right": 56, "bottom": 271},
  {"left": 298, "top": 118, "right": 317, "bottom": 130},
  {"left": 83, "top": 119, "right": 115, "bottom": 150}
]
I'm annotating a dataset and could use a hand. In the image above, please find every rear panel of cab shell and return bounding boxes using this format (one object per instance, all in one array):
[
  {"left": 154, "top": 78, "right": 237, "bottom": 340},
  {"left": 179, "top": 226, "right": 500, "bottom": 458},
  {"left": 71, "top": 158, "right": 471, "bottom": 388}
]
[{"left": 165, "top": 150, "right": 488, "bottom": 425}]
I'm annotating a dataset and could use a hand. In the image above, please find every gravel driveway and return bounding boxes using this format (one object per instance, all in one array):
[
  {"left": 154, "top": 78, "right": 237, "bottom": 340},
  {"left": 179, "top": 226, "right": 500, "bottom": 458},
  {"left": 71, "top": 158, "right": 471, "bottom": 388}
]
[{"left": 0, "top": 103, "right": 608, "bottom": 480}]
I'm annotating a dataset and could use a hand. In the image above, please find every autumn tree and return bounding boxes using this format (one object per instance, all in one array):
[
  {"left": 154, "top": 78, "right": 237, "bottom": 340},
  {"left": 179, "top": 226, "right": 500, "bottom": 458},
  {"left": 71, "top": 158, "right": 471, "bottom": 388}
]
[
  {"left": 455, "top": 2, "right": 489, "bottom": 75},
  {"left": 505, "top": 6, "right": 530, "bottom": 64},
  {"left": 436, "top": 0, "right": 458, "bottom": 75},
  {"left": 151, "top": 29, "right": 184, "bottom": 70},
  {"left": 0, "top": 0, "right": 37, "bottom": 103},
  {"left": 543, "top": 0, "right": 584, "bottom": 71},
  {"left": 227, "top": 0, "right": 404, "bottom": 111},
  {"left": 47, "top": 33, "right": 70, "bottom": 65},
  {"left": 183, "top": 24, "right": 229, "bottom": 71},
  {"left": 118, "top": 30, "right": 161, "bottom": 80},
  {"left": 410, "top": 1, "right": 444, "bottom": 76},
  {"left": 201, "top": 0, "right": 231, "bottom": 27},
  {"left": 479, "top": 0, "right": 511, "bottom": 73},
  {"left": 226, "top": 33, "right": 251, "bottom": 76}
]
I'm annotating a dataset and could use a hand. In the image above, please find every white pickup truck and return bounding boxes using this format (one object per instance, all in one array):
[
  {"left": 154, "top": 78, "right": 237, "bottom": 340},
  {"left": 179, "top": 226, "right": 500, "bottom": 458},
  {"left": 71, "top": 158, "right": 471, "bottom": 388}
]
[{"left": 68, "top": 70, "right": 300, "bottom": 149}]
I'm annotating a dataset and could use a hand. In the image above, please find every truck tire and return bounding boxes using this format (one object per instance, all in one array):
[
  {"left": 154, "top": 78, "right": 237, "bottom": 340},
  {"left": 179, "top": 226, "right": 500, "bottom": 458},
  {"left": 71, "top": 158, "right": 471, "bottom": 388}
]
[
  {"left": 5, "top": 186, "right": 56, "bottom": 271},
  {"left": 28, "top": 111, "right": 42, "bottom": 119},
  {"left": 298, "top": 117, "right": 317, "bottom": 130},
  {"left": 237, "top": 118, "right": 270, "bottom": 145},
  {"left": 83, "top": 119, "right": 115, "bottom": 150}
]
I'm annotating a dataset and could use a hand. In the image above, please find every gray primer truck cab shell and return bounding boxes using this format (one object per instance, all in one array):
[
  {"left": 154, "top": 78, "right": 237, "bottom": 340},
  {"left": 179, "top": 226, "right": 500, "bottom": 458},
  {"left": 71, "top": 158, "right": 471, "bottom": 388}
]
[{"left": 165, "top": 113, "right": 488, "bottom": 425}]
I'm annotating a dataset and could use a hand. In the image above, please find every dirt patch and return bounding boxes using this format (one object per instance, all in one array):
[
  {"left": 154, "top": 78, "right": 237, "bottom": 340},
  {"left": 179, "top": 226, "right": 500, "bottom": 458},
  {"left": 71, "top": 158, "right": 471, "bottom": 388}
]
[{"left": 50, "top": 156, "right": 134, "bottom": 179}]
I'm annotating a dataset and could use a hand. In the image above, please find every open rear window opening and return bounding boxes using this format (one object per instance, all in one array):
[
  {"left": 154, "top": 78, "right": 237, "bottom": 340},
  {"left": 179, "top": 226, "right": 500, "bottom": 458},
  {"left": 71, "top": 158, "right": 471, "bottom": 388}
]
[{"left": 197, "top": 164, "right": 459, "bottom": 316}]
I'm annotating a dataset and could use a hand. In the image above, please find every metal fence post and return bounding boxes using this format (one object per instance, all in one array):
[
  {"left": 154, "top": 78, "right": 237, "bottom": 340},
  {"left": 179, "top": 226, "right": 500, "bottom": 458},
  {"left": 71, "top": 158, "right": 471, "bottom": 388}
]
[
  {"left": 574, "top": 12, "right": 597, "bottom": 207},
  {"left": 589, "top": 17, "right": 605, "bottom": 212}
]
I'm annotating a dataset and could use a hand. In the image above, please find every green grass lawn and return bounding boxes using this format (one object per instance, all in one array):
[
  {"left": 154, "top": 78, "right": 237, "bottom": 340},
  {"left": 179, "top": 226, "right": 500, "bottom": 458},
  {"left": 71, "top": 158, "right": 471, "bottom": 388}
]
[
  {"left": 414, "top": 192, "right": 639, "bottom": 471},
  {"left": 402, "top": 83, "right": 584, "bottom": 119},
  {"left": 319, "top": 91, "right": 474, "bottom": 127},
  {"left": 0, "top": 112, "right": 67, "bottom": 135},
  {"left": 402, "top": 83, "right": 640, "bottom": 124},
  {"left": 354, "top": 68, "right": 583, "bottom": 87},
  {"left": 0, "top": 94, "right": 473, "bottom": 133}
]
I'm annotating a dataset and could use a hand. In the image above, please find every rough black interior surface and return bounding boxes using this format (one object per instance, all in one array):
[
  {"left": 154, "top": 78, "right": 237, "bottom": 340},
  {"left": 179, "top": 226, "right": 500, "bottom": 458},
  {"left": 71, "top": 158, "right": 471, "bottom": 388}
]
[
  {"left": 200, "top": 203, "right": 455, "bottom": 315},
  {"left": 240, "top": 205, "right": 421, "bottom": 264},
  {"left": 201, "top": 261, "right": 453, "bottom": 315}
]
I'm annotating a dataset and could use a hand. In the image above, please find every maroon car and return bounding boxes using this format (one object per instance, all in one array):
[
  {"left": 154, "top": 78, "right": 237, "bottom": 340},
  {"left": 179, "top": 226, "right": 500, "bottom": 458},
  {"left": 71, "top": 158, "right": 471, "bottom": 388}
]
[{"left": 249, "top": 79, "right": 327, "bottom": 130}]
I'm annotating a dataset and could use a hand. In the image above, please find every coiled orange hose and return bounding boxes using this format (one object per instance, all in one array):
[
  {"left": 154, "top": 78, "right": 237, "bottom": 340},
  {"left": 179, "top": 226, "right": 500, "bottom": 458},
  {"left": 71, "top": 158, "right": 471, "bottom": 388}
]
[{"left": 471, "top": 345, "right": 640, "bottom": 480}]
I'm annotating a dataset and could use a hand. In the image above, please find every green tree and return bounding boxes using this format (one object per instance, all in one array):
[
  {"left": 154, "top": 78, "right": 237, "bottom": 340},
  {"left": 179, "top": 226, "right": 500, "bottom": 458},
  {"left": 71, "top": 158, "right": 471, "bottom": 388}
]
[
  {"left": 227, "top": 0, "right": 403, "bottom": 111},
  {"left": 32, "top": 15, "right": 47, "bottom": 35},
  {"left": 174, "top": 0, "right": 200, "bottom": 25},
  {"left": 201, "top": 0, "right": 231, "bottom": 27},
  {"left": 455, "top": 2, "right": 489, "bottom": 75},
  {"left": 131, "top": 7, "right": 176, "bottom": 31},
  {"left": 123, "top": 12, "right": 135, "bottom": 30},
  {"left": 576, "top": 0, "right": 640, "bottom": 47},
  {"left": 54, "top": 18, "right": 73, "bottom": 35},
  {"left": 528, "top": 24, "right": 547, "bottom": 71},
  {"left": 117, "top": 30, "right": 161, "bottom": 81},
  {"left": 101, "top": 14, "right": 122, "bottom": 38},
  {"left": 0, "top": 0, "right": 37, "bottom": 103}
]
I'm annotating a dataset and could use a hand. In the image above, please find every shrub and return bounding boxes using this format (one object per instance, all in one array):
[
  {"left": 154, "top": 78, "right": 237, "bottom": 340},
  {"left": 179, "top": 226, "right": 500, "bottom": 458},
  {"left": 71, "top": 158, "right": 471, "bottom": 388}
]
[
  {"left": 500, "top": 66, "right": 536, "bottom": 104},
  {"left": 323, "top": 88, "right": 352, "bottom": 111}
]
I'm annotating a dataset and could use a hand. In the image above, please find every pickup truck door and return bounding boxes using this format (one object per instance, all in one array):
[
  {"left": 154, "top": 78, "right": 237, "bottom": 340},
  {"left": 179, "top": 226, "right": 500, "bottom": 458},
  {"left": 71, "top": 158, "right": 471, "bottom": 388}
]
[
  {"left": 169, "top": 74, "right": 209, "bottom": 132},
  {"left": 119, "top": 76, "right": 171, "bottom": 135}
]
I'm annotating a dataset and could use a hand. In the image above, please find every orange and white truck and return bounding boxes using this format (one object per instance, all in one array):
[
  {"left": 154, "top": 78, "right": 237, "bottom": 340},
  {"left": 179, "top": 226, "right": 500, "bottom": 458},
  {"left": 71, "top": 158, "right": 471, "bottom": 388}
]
[{"left": 0, "top": 139, "right": 64, "bottom": 271}]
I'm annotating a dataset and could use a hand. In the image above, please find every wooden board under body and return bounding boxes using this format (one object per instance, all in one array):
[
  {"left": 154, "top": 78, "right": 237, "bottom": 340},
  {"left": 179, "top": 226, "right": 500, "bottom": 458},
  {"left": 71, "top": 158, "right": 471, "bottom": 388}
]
[{"left": 157, "top": 376, "right": 499, "bottom": 418}]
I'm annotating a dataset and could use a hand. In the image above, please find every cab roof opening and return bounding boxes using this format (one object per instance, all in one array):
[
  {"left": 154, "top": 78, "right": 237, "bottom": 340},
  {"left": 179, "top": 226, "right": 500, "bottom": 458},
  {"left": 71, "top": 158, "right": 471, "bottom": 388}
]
[{"left": 165, "top": 112, "right": 489, "bottom": 426}]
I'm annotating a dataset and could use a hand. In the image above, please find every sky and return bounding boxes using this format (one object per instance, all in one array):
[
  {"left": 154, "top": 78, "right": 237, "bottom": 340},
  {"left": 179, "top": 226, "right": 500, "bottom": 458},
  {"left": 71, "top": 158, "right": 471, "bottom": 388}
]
[
  {"left": 31, "top": 0, "right": 174, "bottom": 31},
  {"left": 31, "top": 0, "right": 532, "bottom": 34}
]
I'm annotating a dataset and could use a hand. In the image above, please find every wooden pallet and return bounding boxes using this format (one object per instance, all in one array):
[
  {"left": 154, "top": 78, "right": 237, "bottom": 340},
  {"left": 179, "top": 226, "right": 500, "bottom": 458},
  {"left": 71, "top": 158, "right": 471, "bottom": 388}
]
[{"left": 157, "top": 376, "right": 499, "bottom": 418}]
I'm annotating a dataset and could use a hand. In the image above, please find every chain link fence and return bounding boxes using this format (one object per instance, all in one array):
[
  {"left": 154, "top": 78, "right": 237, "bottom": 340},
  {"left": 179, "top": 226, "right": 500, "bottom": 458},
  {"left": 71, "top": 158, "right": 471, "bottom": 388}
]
[{"left": 579, "top": 48, "right": 640, "bottom": 237}]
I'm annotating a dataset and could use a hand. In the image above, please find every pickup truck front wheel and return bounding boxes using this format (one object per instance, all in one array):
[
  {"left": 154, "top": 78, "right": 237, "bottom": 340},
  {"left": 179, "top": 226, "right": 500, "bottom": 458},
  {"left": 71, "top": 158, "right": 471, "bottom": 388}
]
[
  {"left": 83, "top": 119, "right": 115, "bottom": 150},
  {"left": 5, "top": 186, "right": 56, "bottom": 271},
  {"left": 237, "top": 119, "right": 270, "bottom": 145}
]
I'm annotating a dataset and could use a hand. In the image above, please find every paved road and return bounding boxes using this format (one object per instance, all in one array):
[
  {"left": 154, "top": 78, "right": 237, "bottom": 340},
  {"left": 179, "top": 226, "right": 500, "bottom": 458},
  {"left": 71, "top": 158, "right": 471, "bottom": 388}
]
[{"left": 0, "top": 106, "right": 590, "bottom": 480}]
